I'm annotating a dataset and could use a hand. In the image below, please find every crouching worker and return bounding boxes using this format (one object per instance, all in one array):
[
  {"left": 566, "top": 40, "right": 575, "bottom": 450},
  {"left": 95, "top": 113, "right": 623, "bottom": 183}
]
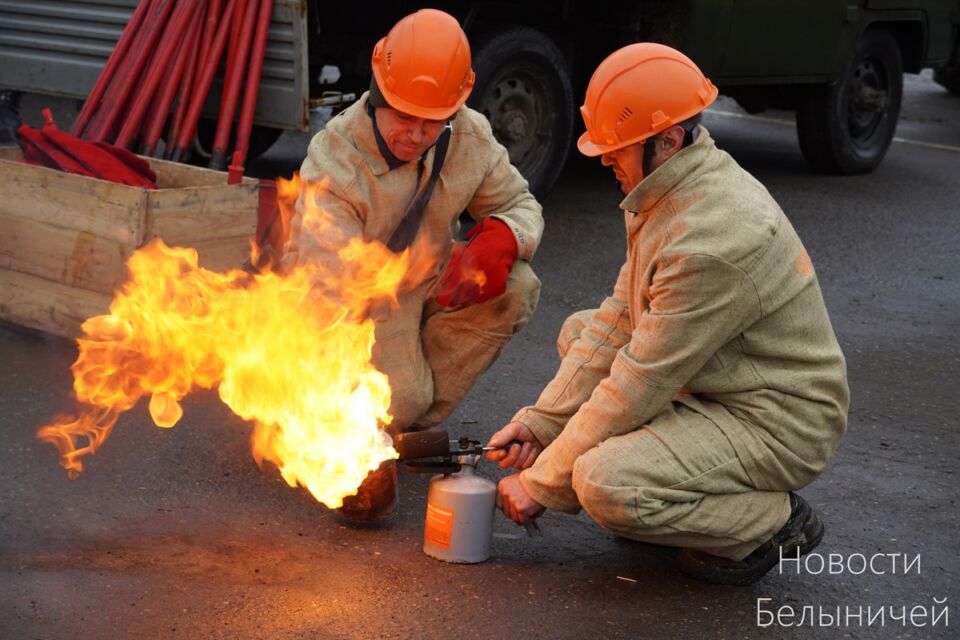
[
  {"left": 486, "top": 44, "right": 848, "bottom": 585},
  {"left": 282, "top": 9, "right": 542, "bottom": 521}
]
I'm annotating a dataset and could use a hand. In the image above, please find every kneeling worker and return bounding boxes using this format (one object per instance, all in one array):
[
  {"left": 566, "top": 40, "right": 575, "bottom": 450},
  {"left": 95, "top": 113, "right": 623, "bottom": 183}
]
[
  {"left": 487, "top": 43, "right": 848, "bottom": 585},
  {"left": 283, "top": 10, "right": 543, "bottom": 518}
]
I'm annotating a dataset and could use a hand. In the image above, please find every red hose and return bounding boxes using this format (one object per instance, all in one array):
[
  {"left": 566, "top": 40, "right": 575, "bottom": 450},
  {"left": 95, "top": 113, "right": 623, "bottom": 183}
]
[
  {"left": 115, "top": 0, "right": 199, "bottom": 149},
  {"left": 168, "top": 0, "right": 215, "bottom": 155},
  {"left": 85, "top": 0, "right": 178, "bottom": 142},
  {"left": 195, "top": 0, "right": 223, "bottom": 67},
  {"left": 140, "top": 0, "right": 205, "bottom": 155},
  {"left": 225, "top": 0, "right": 245, "bottom": 82},
  {"left": 82, "top": 0, "right": 159, "bottom": 140},
  {"left": 72, "top": 0, "right": 154, "bottom": 137},
  {"left": 169, "top": 0, "right": 239, "bottom": 162},
  {"left": 228, "top": 0, "right": 273, "bottom": 183},
  {"left": 210, "top": 0, "right": 258, "bottom": 170}
]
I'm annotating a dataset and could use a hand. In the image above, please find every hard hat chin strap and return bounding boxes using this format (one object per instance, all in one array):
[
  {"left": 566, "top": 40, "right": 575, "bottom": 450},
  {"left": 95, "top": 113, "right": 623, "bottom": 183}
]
[
  {"left": 642, "top": 133, "right": 658, "bottom": 178},
  {"left": 368, "top": 77, "right": 389, "bottom": 109}
]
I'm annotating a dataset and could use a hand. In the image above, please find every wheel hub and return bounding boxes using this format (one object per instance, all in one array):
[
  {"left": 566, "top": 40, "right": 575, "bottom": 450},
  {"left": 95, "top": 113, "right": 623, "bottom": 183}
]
[
  {"left": 501, "top": 110, "right": 528, "bottom": 143},
  {"left": 483, "top": 73, "right": 551, "bottom": 172},
  {"left": 847, "top": 58, "right": 886, "bottom": 139}
]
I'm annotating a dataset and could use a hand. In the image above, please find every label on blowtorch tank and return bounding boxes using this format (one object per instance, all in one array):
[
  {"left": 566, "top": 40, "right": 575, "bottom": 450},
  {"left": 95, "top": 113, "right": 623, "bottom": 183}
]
[{"left": 424, "top": 502, "right": 454, "bottom": 549}]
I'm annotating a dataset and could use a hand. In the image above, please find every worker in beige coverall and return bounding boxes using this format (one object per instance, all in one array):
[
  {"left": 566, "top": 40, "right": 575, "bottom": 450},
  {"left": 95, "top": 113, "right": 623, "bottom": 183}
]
[
  {"left": 487, "top": 43, "right": 849, "bottom": 585},
  {"left": 282, "top": 10, "right": 542, "bottom": 518}
]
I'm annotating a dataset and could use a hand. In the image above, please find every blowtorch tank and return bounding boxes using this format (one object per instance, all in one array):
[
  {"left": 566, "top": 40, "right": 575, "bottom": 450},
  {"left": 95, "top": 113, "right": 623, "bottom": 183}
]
[{"left": 423, "top": 463, "right": 496, "bottom": 563}]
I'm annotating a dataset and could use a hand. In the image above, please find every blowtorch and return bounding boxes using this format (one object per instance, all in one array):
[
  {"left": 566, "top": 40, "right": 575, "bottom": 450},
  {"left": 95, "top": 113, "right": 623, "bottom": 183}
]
[{"left": 393, "top": 429, "right": 541, "bottom": 564}]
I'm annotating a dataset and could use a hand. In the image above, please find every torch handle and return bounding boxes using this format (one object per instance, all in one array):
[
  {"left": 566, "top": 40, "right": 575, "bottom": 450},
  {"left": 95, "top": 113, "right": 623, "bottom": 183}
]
[{"left": 481, "top": 440, "right": 521, "bottom": 452}]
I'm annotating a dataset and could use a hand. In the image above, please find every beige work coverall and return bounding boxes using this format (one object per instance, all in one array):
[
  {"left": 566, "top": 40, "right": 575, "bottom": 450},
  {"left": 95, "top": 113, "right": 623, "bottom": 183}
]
[
  {"left": 284, "top": 93, "right": 544, "bottom": 432},
  {"left": 515, "top": 128, "right": 849, "bottom": 560}
]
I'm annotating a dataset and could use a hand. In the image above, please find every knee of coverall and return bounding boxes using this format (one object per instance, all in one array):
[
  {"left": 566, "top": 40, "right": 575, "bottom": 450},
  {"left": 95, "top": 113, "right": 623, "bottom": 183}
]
[
  {"left": 573, "top": 432, "right": 692, "bottom": 535},
  {"left": 557, "top": 309, "right": 597, "bottom": 358},
  {"left": 571, "top": 443, "right": 643, "bottom": 534}
]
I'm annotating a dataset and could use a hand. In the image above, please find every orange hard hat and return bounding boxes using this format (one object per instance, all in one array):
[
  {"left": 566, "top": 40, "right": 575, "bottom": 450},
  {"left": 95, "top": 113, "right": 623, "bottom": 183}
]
[
  {"left": 578, "top": 43, "right": 718, "bottom": 157},
  {"left": 371, "top": 9, "right": 475, "bottom": 121}
]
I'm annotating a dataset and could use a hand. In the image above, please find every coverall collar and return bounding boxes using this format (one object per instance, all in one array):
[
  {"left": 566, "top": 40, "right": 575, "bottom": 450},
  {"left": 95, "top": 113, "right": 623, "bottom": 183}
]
[
  {"left": 348, "top": 93, "right": 397, "bottom": 176},
  {"left": 619, "top": 126, "right": 716, "bottom": 216},
  {"left": 366, "top": 101, "right": 407, "bottom": 170}
]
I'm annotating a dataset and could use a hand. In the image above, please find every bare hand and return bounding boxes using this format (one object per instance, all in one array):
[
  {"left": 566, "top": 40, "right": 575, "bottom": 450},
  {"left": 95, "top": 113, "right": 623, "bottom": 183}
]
[
  {"left": 484, "top": 421, "right": 543, "bottom": 470},
  {"left": 496, "top": 474, "right": 545, "bottom": 524}
]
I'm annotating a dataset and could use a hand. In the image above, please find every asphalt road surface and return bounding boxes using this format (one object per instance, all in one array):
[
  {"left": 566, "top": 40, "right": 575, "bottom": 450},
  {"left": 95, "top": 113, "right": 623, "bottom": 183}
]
[{"left": 2, "top": 71, "right": 958, "bottom": 639}]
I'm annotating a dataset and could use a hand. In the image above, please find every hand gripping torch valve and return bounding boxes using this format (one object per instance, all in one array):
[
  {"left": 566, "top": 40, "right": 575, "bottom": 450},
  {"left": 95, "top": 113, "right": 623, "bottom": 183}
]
[{"left": 393, "top": 429, "right": 540, "bottom": 564}]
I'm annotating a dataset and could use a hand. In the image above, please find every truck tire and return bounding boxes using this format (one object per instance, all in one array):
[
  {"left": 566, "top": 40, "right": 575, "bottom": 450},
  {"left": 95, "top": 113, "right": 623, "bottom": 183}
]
[
  {"left": 796, "top": 28, "right": 903, "bottom": 174},
  {"left": 468, "top": 27, "right": 574, "bottom": 198}
]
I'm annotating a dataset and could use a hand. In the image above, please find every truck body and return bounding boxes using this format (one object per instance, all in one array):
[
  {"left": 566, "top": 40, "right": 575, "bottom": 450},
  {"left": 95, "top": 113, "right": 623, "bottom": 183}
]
[{"left": 1, "top": 0, "right": 957, "bottom": 193}]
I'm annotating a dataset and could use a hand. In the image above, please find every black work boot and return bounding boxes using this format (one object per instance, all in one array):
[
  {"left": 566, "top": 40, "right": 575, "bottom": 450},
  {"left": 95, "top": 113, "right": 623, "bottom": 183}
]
[{"left": 677, "top": 493, "right": 824, "bottom": 586}]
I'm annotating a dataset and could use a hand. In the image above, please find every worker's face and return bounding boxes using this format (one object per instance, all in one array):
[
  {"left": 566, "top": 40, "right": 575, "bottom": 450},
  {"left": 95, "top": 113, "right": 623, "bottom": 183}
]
[
  {"left": 599, "top": 127, "right": 687, "bottom": 194},
  {"left": 374, "top": 107, "right": 447, "bottom": 162},
  {"left": 600, "top": 142, "right": 646, "bottom": 194}
]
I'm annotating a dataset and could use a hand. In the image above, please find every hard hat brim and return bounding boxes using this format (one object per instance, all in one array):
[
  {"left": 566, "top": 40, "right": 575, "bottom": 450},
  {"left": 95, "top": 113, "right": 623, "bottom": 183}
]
[
  {"left": 577, "top": 130, "right": 648, "bottom": 157},
  {"left": 577, "top": 131, "right": 604, "bottom": 157}
]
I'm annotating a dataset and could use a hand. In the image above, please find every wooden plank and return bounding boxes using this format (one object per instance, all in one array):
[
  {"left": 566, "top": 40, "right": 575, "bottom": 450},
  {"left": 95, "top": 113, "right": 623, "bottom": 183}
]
[
  {"left": 0, "top": 268, "right": 112, "bottom": 340},
  {"left": 145, "top": 182, "right": 259, "bottom": 245},
  {"left": 191, "top": 236, "right": 253, "bottom": 272},
  {"left": 150, "top": 156, "right": 258, "bottom": 189},
  {"left": 0, "top": 147, "right": 258, "bottom": 339},
  {"left": 0, "top": 152, "right": 147, "bottom": 245},
  {"left": 0, "top": 214, "right": 131, "bottom": 294}
]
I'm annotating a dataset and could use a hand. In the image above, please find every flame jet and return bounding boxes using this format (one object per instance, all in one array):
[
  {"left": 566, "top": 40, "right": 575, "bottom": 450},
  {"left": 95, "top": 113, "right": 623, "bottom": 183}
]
[{"left": 38, "top": 176, "right": 439, "bottom": 508}]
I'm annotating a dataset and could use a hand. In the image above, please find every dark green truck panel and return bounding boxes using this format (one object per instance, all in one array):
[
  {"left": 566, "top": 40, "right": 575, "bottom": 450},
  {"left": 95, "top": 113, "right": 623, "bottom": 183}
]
[{"left": 674, "top": 0, "right": 956, "bottom": 84}]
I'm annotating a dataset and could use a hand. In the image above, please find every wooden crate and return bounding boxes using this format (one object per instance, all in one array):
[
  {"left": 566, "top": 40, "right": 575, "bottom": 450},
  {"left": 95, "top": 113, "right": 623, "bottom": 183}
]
[{"left": 0, "top": 147, "right": 259, "bottom": 339}]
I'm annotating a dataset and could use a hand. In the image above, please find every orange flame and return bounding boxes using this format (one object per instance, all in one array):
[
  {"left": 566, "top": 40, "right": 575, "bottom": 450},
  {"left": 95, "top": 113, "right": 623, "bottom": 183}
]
[
  {"left": 461, "top": 266, "right": 488, "bottom": 292},
  {"left": 37, "top": 176, "right": 439, "bottom": 508}
]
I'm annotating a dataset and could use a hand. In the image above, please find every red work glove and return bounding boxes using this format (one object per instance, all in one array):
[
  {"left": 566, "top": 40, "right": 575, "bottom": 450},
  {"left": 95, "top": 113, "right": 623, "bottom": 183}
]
[{"left": 436, "top": 217, "right": 518, "bottom": 308}]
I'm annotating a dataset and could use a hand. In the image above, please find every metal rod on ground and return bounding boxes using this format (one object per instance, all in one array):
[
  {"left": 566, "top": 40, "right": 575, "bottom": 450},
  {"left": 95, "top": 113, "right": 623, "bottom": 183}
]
[
  {"left": 228, "top": 0, "right": 273, "bottom": 183},
  {"left": 140, "top": 0, "right": 205, "bottom": 156},
  {"left": 115, "top": 0, "right": 199, "bottom": 149},
  {"left": 86, "top": 0, "right": 177, "bottom": 142},
  {"left": 72, "top": 0, "right": 154, "bottom": 137},
  {"left": 210, "top": 0, "right": 258, "bottom": 170},
  {"left": 168, "top": 0, "right": 216, "bottom": 157},
  {"left": 168, "top": 0, "right": 239, "bottom": 162}
]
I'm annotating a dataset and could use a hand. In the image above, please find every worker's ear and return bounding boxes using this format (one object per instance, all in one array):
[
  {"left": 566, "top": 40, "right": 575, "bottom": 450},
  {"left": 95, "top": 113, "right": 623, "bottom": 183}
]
[
  {"left": 659, "top": 125, "right": 686, "bottom": 158},
  {"left": 648, "top": 125, "right": 684, "bottom": 168}
]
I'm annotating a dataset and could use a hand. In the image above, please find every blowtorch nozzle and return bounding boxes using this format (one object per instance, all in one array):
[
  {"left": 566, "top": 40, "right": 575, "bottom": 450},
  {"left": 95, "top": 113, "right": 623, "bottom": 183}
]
[
  {"left": 393, "top": 430, "right": 456, "bottom": 460},
  {"left": 393, "top": 429, "right": 516, "bottom": 461}
]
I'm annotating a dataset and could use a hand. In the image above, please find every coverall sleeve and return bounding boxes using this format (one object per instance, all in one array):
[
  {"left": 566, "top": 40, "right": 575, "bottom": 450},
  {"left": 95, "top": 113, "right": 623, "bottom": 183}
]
[
  {"left": 512, "top": 263, "right": 633, "bottom": 449},
  {"left": 282, "top": 141, "right": 365, "bottom": 278},
  {"left": 520, "top": 254, "right": 763, "bottom": 513},
  {"left": 466, "top": 134, "right": 544, "bottom": 261}
]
